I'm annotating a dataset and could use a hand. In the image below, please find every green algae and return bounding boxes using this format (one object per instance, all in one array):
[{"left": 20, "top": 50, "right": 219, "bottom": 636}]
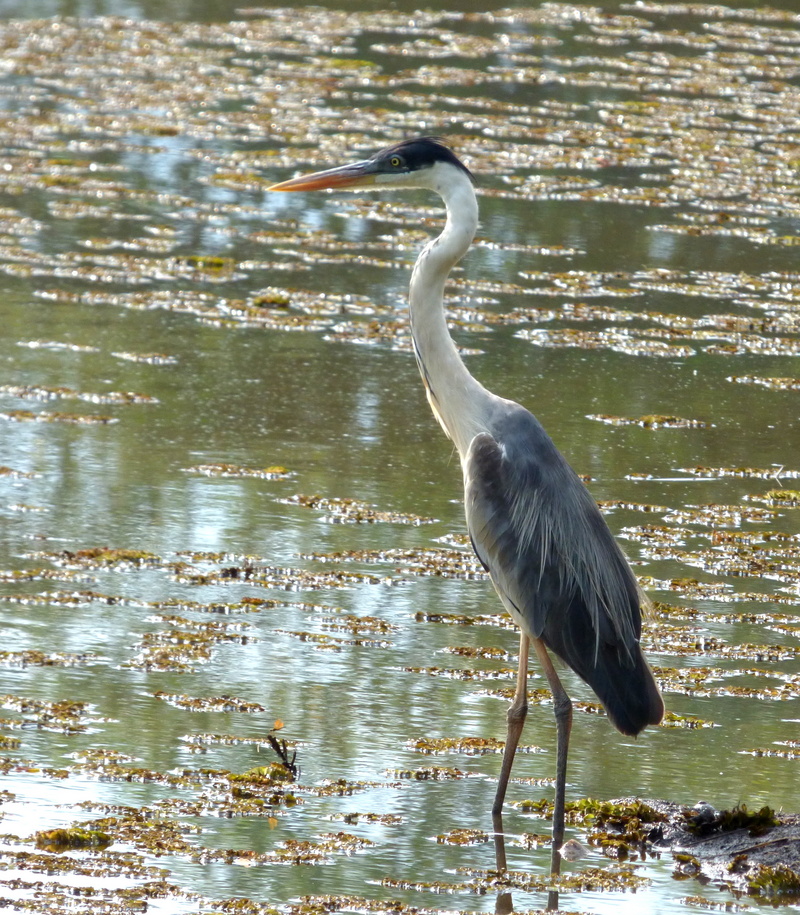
[
  {"left": 685, "top": 803, "right": 779, "bottom": 838},
  {"left": 748, "top": 863, "right": 800, "bottom": 901},
  {"left": 34, "top": 827, "right": 113, "bottom": 852}
]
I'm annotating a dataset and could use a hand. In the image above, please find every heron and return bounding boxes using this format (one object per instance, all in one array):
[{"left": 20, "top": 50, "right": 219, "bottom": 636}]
[{"left": 269, "top": 137, "right": 664, "bottom": 875}]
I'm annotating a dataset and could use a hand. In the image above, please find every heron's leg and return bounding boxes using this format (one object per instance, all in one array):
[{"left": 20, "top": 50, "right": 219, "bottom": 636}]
[
  {"left": 492, "top": 632, "right": 529, "bottom": 818},
  {"left": 531, "top": 638, "right": 573, "bottom": 878}
]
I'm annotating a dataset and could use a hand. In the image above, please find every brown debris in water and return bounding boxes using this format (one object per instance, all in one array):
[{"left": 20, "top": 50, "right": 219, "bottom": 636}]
[{"left": 282, "top": 493, "right": 436, "bottom": 525}]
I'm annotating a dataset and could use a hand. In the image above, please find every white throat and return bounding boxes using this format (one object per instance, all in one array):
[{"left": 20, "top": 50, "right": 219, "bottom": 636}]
[{"left": 406, "top": 162, "right": 493, "bottom": 458}]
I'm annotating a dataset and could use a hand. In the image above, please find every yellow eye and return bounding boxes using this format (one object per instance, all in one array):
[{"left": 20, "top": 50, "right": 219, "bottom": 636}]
[{"left": 390, "top": 156, "right": 402, "bottom": 167}]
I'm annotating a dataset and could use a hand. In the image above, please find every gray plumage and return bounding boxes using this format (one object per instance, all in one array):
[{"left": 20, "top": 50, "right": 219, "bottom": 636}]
[{"left": 465, "top": 408, "right": 661, "bottom": 736}]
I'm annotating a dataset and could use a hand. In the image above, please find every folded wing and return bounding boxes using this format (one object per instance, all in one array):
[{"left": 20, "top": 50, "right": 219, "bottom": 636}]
[{"left": 464, "top": 408, "right": 663, "bottom": 736}]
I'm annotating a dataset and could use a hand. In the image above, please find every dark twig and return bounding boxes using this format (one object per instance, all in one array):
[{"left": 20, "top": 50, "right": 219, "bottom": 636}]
[{"left": 267, "top": 733, "right": 298, "bottom": 780}]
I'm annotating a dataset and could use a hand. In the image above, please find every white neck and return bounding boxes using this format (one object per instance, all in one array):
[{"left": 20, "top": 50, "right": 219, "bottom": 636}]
[{"left": 407, "top": 162, "right": 494, "bottom": 457}]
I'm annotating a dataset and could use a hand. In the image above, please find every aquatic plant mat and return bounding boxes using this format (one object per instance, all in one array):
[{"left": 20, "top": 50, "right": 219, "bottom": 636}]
[{"left": 2, "top": 1, "right": 800, "bottom": 913}]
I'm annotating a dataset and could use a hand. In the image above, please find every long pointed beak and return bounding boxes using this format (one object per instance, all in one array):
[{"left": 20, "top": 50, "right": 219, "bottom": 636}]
[{"left": 268, "top": 159, "right": 379, "bottom": 192}]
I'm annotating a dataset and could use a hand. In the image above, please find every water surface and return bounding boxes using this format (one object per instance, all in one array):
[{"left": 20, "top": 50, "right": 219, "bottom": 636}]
[{"left": 1, "top": 1, "right": 800, "bottom": 912}]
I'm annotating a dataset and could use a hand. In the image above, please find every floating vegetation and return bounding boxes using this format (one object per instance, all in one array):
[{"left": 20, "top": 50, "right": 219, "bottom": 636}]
[
  {"left": 300, "top": 777, "right": 396, "bottom": 799},
  {"left": 598, "top": 499, "right": 669, "bottom": 514},
  {"left": 407, "top": 736, "right": 542, "bottom": 756},
  {"left": 34, "top": 826, "right": 114, "bottom": 852},
  {"left": 679, "top": 897, "right": 749, "bottom": 912},
  {"left": 758, "top": 489, "right": 800, "bottom": 507},
  {"left": 0, "top": 847, "right": 174, "bottom": 897},
  {"left": 574, "top": 798, "right": 668, "bottom": 837},
  {"left": 387, "top": 766, "right": 472, "bottom": 780},
  {"left": 277, "top": 628, "right": 392, "bottom": 650},
  {"left": 17, "top": 339, "right": 100, "bottom": 353},
  {"left": 112, "top": 351, "right": 179, "bottom": 364},
  {"left": 679, "top": 465, "right": 800, "bottom": 480},
  {"left": 0, "top": 649, "right": 101, "bottom": 667},
  {"left": 327, "top": 811, "right": 404, "bottom": 825},
  {"left": 381, "top": 861, "right": 651, "bottom": 894},
  {"left": 403, "top": 664, "right": 518, "bottom": 681},
  {"left": 660, "top": 712, "right": 716, "bottom": 729},
  {"left": 441, "top": 644, "right": 510, "bottom": 660},
  {"left": 516, "top": 327, "right": 695, "bottom": 359},
  {"left": 177, "top": 563, "right": 393, "bottom": 591},
  {"left": 0, "top": 588, "right": 144, "bottom": 609},
  {"left": 125, "top": 615, "right": 255, "bottom": 671},
  {"left": 413, "top": 609, "right": 513, "bottom": 628},
  {"left": 661, "top": 504, "right": 776, "bottom": 527},
  {"left": 587, "top": 414, "right": 711, "bottom": 430},
  {"left": 0, "top": 409, "right": 118, "bottom": 424},
  {"left": 153, "top": 692, "right": 266, "bottom": 714},
  {"left": 654, "top": 663, "right": 800, "bottom": 702},
  {"left": 183, "top": 462, "right": 293, "bottom": 479},
  {"left": 281, "top": 493, "right": 435, "bottom": 525},
  {"left": 0, "top": 695, "right": 104, "bottom": 733},
  {"left": 0, "top": 465, "right": 38, "bottom": 479},
  {"left": 0, "top": 567, "right": 98, "bottom": 584},
  {"left": 0, "top": 384, "right": 158, "bottom": 404},
  {"left": 318, "top": 613, "right": 397, "bottom": 635},
  {"left": 728, "top": 375, "right": 800, "bottom": 392},
  {"left": 30, "top": 547, "right": 166, "bottom": 569},
  {"left": 435, "top": 827, "right": 491, "bottom": 846},
  {"left": 741, "top": 745, "right": 800, "bottom": 760},
  {"left": 180, "top": 731, "right": 289, "bottom": 752},
  {"left": 303, "top": 546, "right": 485, "bottom": 578},
  {"left": 8, "top": 502, "right": 47, "bottom": 513}
]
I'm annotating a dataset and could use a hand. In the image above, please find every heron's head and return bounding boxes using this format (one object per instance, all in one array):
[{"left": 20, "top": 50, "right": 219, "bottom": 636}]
[{"left": 268, "top": 137, "right": 475, "bottom": 194}]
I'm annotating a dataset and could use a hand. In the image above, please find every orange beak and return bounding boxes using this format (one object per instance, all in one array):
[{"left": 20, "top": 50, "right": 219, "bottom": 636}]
[{"left": 268, "top": 158, "right": 379, "bottom": 192}]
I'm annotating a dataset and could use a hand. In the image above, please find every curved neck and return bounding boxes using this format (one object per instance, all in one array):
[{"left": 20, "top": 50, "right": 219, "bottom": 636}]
[{"left": 409, "top": 169, "right": 491, "bottom": 457}]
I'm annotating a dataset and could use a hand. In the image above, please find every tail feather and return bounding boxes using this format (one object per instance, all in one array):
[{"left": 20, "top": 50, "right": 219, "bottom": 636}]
[
  {"left": 590, "top": 644, "right": 664, "bottom": 736},
  {"left": 543, "top": 597, "right": 664, "bottom": 736}
]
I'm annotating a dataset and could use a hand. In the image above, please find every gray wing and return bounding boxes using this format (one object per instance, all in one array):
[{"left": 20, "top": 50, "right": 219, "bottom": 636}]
[{"left": 463, "top": 407, "right": 661, "bottom": 735}]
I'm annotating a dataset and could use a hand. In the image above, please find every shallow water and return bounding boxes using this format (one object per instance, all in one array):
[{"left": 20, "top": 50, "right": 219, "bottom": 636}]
[{"left": 1, "top": 1, "right": 800, "bottom": 912}]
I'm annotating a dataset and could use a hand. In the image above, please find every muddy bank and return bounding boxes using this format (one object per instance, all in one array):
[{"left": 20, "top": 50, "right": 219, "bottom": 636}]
[{"left": 626, "top": 798, "right": 800, "bottom": 901}]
